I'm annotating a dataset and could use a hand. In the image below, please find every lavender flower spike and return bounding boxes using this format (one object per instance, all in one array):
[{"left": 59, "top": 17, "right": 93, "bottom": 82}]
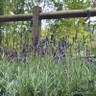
[{"left": 30, "top": 18, "right": 33, "bottom": 27}]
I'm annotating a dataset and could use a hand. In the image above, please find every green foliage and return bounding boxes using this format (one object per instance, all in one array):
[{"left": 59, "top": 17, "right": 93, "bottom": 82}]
[
  {"left": 0, "top": 0, "right": 96, "bottom": 95},
  {"left": 0, "top": 0, "right": 4, "bottom": 46},
  {"left": 64, "top": 0, "right": 90, "bottom": 9},
  {"left": 0, "top": 53, "right": 96, "bottom": 95}
]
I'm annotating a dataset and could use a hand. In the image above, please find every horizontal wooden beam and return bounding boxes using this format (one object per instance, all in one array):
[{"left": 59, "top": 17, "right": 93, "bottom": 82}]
[
  {"left": 40, "top": 8, "right": 96, "bottom": 19},
  {"left": 0, "top": 8, "right": 96, "bottom": 22},
  {"left": 0, "top": 14, "right": 33, "bottom": 22}
]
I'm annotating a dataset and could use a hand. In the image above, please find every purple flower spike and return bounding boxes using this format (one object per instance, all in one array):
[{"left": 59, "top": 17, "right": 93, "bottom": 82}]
[
  {"left": 26, "top": 44, "right": 28, "bottom": 47},
  {"left": 54, "top": 38, "right": 55, "bottom": 46},
  {"left": 30, "top": 30, "right": 32, "bottom": 33},
  {"left": 87, "top": 10, "right": 90, "bottom": 14},
  {"left": 23, "top": 57, "right": 26, "bottom": 63},
  {"left": 83, "top": 41, "right": 85, "bottom": 44},
  {"left": 4, "top": 49, "right": 8, "bottom": 56},
  {"left": 88, "top": 79, "right": 94, "bottom": 83},
  {"left": 24, "top": 53, "right": 27, "bottom": 57},
  {"left": 90, "top": 59, "right": 92, "bottom": 62},
  {"left": 30, "top": 44, "right": 34, "bottom": 49},
  {"left": 5, "top": 41, "right": 7, "bottom": 44},
  {"left": 8, "top": 57, "right": 11, "bottom": 62},
  {"left": 58, "top": 42, "right": 61, "bottom": 48},
  {"left": 31, "top": 37, "right": 33, "bottom": 41},
  {"left": 87, "top": 10, "right": 90, "bottom": 18},
  {"left": 86, "top": 17, "right": 89, "bottom": 20},
  {"left": 20, "top": 32, "right": 22, "bottom": 38},
  {"left": 25, "top": 36, "right": 27, "bottom": 40},
  {"left": 24, "top": 28, "right": 26, "bottom": 31},
  {"left": 75, "top": 33, "right": 77, "bottom": 39},
  {"left": 30, "top": 18, "right": 33, "bottom": 27},
  {"left": 53, "top": 51, "right": 57, "bottom": 57},
  {"left": 46, "top": 36, "right": 49, "bottom": 42},
  {"left": 51, "top": 34, "right": 54, "bottom": 40},
  {"left": 82, "top": 22, "right": 86, "bottom": 25},
  {"left": 23, "top": 47, "right": 26, "bottom": 53},
  {"left": 73, "top": 37, "right": 74, "bottom": 41},
  {"left": 62, "top": 54, "right": 65, "bottom": 57},
  {"left": 68, "top": 34, "right": 69, "bottom": 38},
  {"left": 10, "top": 53, "right": 14, "bottom": 59},
  {"left": 34, "top": 35, "right": 38, "bottom": 46}
]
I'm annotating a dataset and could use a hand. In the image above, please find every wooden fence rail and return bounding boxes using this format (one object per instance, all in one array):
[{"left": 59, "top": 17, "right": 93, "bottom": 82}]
[
  {"left": 0, "top": 6, "right": 96, "bottom": 44},
  {"left": 0, "top": 7, "right": 96, "bottom": 22}
]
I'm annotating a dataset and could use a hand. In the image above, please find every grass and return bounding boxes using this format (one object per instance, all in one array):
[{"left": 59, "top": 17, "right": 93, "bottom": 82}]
[{"left": 0, "top": 53, "right": 96, "bottom": 96}]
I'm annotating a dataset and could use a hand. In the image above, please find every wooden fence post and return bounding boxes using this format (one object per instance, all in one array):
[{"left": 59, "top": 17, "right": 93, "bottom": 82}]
[{"left": 32, "top": 6, "right": 41, "bottom": 47}]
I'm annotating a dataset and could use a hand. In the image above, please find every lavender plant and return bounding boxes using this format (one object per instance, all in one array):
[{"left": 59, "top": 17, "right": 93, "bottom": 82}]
[{"left": 0, "top": 10, "right": 96, "bottom": 96}]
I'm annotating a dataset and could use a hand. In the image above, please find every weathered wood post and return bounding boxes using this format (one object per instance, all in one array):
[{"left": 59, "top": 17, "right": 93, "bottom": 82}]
[{"left": 32, "top": 6, "right": 41, "bottom": 47}]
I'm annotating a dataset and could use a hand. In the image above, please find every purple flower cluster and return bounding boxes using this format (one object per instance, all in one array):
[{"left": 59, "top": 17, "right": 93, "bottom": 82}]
[
  {"left": 88, "top": 79, "right": 94, "bottom": 83},
  {"left": 3, "top": 15, "right": 94, "bottom": 64},
  {"left": 82, "top": 10, "right": 90, "bottom": 25},
  {"left": 30, "top": 18, "right": 33, "bottom": 27}
]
